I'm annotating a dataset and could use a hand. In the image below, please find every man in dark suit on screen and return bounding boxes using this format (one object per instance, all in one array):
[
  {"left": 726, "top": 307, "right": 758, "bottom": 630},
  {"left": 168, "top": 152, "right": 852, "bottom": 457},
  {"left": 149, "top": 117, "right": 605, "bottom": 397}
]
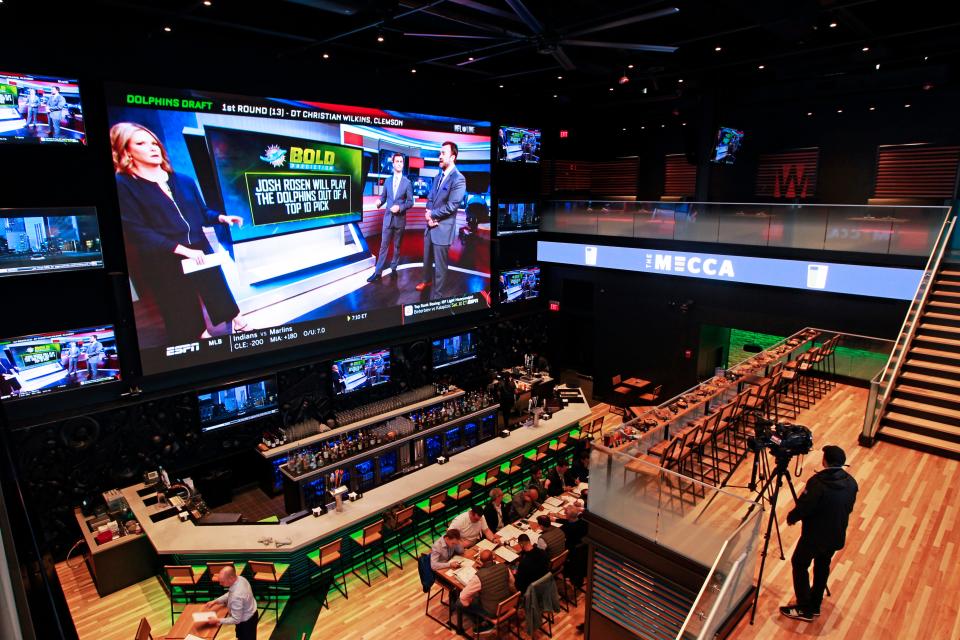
[
  {"left": 368, "top": 152, "right": 414, "bottom": 281},
  {"left": 417, "top": 141, "right": 466, "bottom": 300}
]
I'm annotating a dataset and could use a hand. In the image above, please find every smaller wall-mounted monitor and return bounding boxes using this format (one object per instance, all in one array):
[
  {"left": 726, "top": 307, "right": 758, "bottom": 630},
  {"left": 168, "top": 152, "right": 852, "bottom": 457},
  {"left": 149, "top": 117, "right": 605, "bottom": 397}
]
[
  {"left": 0, "top": 325, "right": 120, "bottom": 401},
  {"left": 497, "top": 202, "right": 540, "bottom": 236},
  {"left": 332, "top": 349, "right": 391, "bottom": 395},
  {"left": 499, "top": 266, "right": 541, "bottom": 305},
  {"left": 198, "top": 376, "right": 279, "bottom": 433},
  {"left": 498, "top": 126, "right": 540, "bottom": 163},
  {"left": 711, "top": 127, "right": 744, "bottom": 164},
  {"left": 432, "top": 331, "right": 478, "bottom": 370},
  {"left": 0, "top": 72, "right": 85, "bottom": 145},
  {"left": 0, "top": 207, "right": 103, "bottom": 277}
]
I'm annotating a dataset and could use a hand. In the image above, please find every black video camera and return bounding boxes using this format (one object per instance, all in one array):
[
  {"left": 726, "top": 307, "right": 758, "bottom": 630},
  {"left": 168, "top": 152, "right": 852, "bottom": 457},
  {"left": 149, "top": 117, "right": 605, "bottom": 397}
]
[{"left": 748, "top": 417, "right": 813, "bottom": 459}]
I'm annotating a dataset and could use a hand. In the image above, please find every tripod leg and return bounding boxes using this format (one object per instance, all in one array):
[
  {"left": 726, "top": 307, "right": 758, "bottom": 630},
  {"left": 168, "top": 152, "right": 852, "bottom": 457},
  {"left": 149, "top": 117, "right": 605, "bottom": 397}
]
[{"left": 750, "top": 471, "right": 785, "bottom": 625}]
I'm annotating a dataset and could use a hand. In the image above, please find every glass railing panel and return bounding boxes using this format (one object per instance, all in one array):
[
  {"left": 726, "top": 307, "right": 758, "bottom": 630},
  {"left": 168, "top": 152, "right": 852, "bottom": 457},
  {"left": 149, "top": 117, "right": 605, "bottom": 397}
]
[
  {"left": 595, "top": 201, "right": 636, "bottom": 237},
  {"left": 673, "top": 202, "right": 721, "bottom": 243},
  {"left": 769, "top": 206, "right": 831, "bottom": 250},
  {"left": 633, "top": 202, "right": 679, "bottom": 239},
  {"left": 588, "top": 445, "right": 663, "bottom": 542},
  {"left": 827, "top": 332, "right": 894, "bottom": 382},
  {"left": 887, "top": 206, "right": 946, "bottom": 256},
  {"left": 716, "top": 205, "right": 773, "bottom": 246}
]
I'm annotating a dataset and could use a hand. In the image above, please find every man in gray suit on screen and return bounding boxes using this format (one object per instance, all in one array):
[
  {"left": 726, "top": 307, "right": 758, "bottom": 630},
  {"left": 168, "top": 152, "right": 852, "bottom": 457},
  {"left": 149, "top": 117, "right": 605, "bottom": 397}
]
[
  {"left": 416, "top": 141, "right": 466, "bottom": 300},
  {"left": 368, "top": 152, "right": 414, "bottom": 281}
]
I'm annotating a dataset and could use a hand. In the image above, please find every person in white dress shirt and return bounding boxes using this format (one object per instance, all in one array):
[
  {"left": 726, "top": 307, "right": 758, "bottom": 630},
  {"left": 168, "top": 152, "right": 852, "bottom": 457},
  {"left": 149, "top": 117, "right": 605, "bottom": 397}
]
[{"left": 204, "top": 566, "right": 258, "bottom": 639}]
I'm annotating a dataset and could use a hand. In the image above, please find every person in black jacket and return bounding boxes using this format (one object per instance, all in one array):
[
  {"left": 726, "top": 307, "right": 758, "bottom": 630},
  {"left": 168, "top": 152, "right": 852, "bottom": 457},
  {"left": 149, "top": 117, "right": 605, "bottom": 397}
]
[
  {"left": 780, "top": 445, "right": 858, "bottom": 622},
  {"left": 110, "top": 122, "right": 248, "bottom": 345},
  {"left": 513, "top": 534, "right": 550, "bottom": 597},
  {"left": 483, "top": 488, "right": 508, "bottom": 533},
  {"left": 546, "top": 461, "right": 577, "bottom": 498}
]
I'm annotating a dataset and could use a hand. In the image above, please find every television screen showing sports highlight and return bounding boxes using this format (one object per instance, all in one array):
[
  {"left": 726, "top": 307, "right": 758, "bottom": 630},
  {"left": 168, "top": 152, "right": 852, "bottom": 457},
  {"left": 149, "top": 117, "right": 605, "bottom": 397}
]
[
  {"left": 0, "top": 71, "right": 85, "bottom": 145},
  {"left": 499, "top": 266, "right": 540, "bottom": 304},
  {"left": 332, "top": 349, "right": 390, "bottom": 395},
  {"left": 0, "top": 207, "right": 103, "bottom": 277},
  {"left": 498, "top": 126, "right": 540, "bottom": 163},
  {"left": 106, "top": 83, "right": 492, "bottom": 375},
  {"left": 0, "top": 325, "right": 120, "bottom": 401}
]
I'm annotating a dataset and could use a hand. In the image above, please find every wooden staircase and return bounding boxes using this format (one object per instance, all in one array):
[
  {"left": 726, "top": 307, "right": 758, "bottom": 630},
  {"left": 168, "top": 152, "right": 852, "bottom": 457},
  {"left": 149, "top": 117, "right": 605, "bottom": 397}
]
[{"left": 878, "top": 263, "right": 960, "bottom": 459}]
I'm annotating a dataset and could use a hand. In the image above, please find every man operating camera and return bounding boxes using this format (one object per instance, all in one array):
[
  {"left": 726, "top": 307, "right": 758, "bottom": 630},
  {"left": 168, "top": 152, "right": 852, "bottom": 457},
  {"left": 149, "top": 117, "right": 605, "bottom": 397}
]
[{"left": 780, "top": 445, "right": 858, "bottom": 622}]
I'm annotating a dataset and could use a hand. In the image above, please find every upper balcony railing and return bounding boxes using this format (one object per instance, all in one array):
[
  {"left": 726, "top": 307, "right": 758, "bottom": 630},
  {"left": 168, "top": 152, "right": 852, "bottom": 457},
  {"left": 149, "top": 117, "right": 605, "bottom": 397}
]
[{"left": 541, "top": 200, "right": 951, "bottom": 257}]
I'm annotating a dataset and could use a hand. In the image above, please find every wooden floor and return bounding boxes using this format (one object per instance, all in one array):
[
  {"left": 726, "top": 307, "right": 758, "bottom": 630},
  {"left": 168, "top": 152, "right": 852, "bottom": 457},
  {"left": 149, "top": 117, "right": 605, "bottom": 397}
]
[{"left": 54, "top": 387, "right": 960, "bottom": 639}]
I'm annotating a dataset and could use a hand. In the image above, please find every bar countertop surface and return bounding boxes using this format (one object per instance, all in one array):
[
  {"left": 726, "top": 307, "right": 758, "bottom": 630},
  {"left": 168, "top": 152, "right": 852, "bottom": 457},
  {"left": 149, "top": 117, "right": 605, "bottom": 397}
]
[{"left": 122, "top": 388, "right": 592, "bottom": 555}]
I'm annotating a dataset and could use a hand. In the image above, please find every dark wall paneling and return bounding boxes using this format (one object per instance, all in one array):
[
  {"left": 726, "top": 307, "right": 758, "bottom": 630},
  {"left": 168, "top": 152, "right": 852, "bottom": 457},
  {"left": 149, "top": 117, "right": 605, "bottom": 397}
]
[
  {"left": 663, "top": 153, "right": 698, "bottom": 198},
  {"left": 590, "top": 160, "right": 639, "bottom": 198},
  {"left": 544, "top": 160, "right": 593, "bottom": 193},
  {"left": 755, "top": 148, "right": 820, "bottom": 199},
  {"left": 873, "top": 144, "right": 960, "bottom": 199}
]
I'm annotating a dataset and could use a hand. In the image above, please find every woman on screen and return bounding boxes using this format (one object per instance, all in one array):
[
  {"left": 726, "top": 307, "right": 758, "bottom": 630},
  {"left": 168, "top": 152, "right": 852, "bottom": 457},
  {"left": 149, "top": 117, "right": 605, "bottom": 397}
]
[{"left": 110, "top": 122, "right": 250, "bottom": 343}]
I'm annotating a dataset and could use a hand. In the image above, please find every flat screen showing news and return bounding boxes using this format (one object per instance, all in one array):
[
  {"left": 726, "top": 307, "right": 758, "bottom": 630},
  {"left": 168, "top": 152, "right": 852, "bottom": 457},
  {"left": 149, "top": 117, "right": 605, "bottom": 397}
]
[
  {"left": 198, "top": 376, "right": 279, "bottom": 433},
  {"left": 499, "top": 266, "right": 540, "bottom": 304},
  {"left": 333, "top": 349, "right": 390, "bottom": 395},
  {"left": 0, "top": 208, "right": 103, "bottom": 276},
  {"left": 105, "top": 83, "right": 492, "bottom": 375},
  {"left": 498, "top": 126, "right": 540, "bottom": 163},
  {"left": 0, "top": 326, "right": 120, "bottom": 401},
  {"left": 0, "top": 71, "right": 85, "bottom": 145},
  {"left": 432, "top": 331, "right": 477, "bottom": 370},
  {"left": 711, "top": 127, "right": 744, "bottom": 164},
  {"left": 497, "top": 202, "right": 539, "bottom": 236}
]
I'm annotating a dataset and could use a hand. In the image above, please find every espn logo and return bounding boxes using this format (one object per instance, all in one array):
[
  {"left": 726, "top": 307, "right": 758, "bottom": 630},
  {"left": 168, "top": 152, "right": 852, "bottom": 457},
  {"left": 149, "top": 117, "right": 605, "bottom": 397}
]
[{"left": 166, "top": 342, "right": 200, "bottom": 357}]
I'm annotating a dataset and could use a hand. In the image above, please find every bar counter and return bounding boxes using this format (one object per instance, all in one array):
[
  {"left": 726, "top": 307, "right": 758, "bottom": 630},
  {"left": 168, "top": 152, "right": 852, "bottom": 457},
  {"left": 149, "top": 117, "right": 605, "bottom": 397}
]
[{"left": 121, "top": 389, "right": 591, "bottom": 557}]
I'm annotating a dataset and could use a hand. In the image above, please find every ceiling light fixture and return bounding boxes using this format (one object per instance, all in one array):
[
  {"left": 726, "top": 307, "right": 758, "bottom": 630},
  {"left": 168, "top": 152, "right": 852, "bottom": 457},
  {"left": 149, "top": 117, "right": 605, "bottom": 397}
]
[
  {"left": 875, "top": 63, "right": 880, "bottom": 70},
  {"left": 203, "top": 0, "right": 212, "bottom": 5},
  {"left": 609, "top": 87, "right": 614, "bottom": 91},
  {"left": 627, "top": 64, "right": 634, "bottom": 69},
  {"left": 904, "top": 103, "right": 911, "bottom": 108},
  {"left": 499, "top": 84, "right": 504, "bottom": 88},
  {"left": 806, "top": 112, "right": 813, "bottom": 116},
  {"left": 468, "top": 57, "right": 474, "bottom": 61},
  {"left": 641, "top": 126, "right": 645, "bottom": 130},
  {"left": 323, "top": 53, "right": 330, "bottom": 59},
  {"left": 618, "top": 75, "right": 630, "bottom": 85},
  {"left": 661, "top": 124, "right": 665, "bottom": 128},
  {"left": 715, "top": 46, "right": 722, "bottom": 52},
  {"left": 861, "top": 46, "right": 869, "bottom": 52},
  {"left": 924, "top": 56, "right": 929, "bottom": 61},
  {"left": 411, "top": 68, "right": 416, "bottom": 73},
  {"left": 163, "top": 26, "right": 172, "bottom": 32},
  {"left": 377, "top": 32, "right": 385, "bottom": 43},
  {"left": 678, "top": 78, "right": 683, "bottom": 83},
  {"left": 557, "top": 75, "right": 563, "bottom": 80},
  {"left": 553, "top": 94, "right": 558, "bottom": 98},
  {"left": 836, "top": 108, "right": 843, "bottom": 113},
  {"left": 829, "top": 21, "right": 837, "bottom": 28},
  {"left": 758, "top": 64, "right": 765, "bottom": 70},
  {"left": 869, "top": 106, "right": 875, "bottom": 111}
]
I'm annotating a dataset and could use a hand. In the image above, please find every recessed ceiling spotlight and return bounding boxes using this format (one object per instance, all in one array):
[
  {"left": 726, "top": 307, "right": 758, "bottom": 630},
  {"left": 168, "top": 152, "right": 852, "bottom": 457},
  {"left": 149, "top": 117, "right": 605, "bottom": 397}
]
[
  {"left": 618, "top": 75, "right": 630, "bottom": 84},
  {"left": 829, "top": 21, "right": 837, "bottom": 28},
  {"left": 203, "top": 0, "right": 212, "bottom": 5},
  {"left": 411, "top": 68, "right": 417, "bottom": 73},
  {"left": 163, "top": 26, "right": 172, "bottom": 32},
  {"left": 869, "top": 106, "right": 876, "bottom": 111},
  {"left": 714, "top": 46, "right": 722, "bottom": 52},
  {"left": 682, "top": 122, "right": 687, "bottom": 126},
  {"left": 924, "top": 56, "right": 929, "bottom": 61},
  {"left": 468, "top": 57, "right": 474, "bottom": 61},
  {"left": 661, "top": 124, "right": 665, "bottom": 128},
  {"left": 641, "top": 125, "right": 645, "bottom": 129},
  {"left": 323, "top": 53, "right": 330, "bottom": 59},
  {"left": 622, "top": 127, "right": 627, "bottom": 131},
  {"left": 678, "top": 78, "right": 684, "bottom": 83},
  {"left": 499, "top": 84, "right": 504, "bottom": 88},
  {"left": 875, "top": 63, "right": 880, "bottom": 70},
  {"left": 609, "top": 87, "right": 614, "bottom": 91},
  {"left": 377, "top": 32, "right": 385, "bottom": 42},
  {"left": 758, "top": 64, "right": 765, "bottom": 70},
  {"left": 836, "top": 108, "right": 843, "bottom": 113},
  {"left": 627, "top": 64, "right": 634, "bottom": 69},
  {"left": 904, "top": 103, "right": 911, "bottom": 108},
  {"left": 861, "top": 46, "right": 869, "bottom": 52},
  {"left": 806, "top": 112, "right": 813, "bottom": 116},
  {"left": 557, "top": 75, "right": 563, "bottom": 80},
  {"left": 642, "top": 87, "right": 647, "bottom": 94}
]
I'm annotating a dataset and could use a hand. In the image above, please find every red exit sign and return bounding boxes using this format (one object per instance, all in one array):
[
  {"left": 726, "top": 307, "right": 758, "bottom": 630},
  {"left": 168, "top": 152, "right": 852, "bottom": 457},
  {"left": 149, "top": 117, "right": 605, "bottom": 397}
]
[
  {"left": 559, "top": 130, "right": 569, "bottom": 139},
  {"left": 549, "top": 300, "right": 561, "bottom": 312}
]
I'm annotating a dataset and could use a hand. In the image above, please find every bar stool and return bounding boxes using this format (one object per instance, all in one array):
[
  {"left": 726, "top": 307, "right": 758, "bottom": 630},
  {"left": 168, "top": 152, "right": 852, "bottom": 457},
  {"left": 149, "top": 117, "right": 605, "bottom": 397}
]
[
  {"left": 502, "top": 454, "right": 525, "bottom": 496},
  {"left": 479, "top": 464, "right": 500, "bottom": 490},
  {"left": 309, "top": 537, "right": 348, "bottom": 609},
  {"left": 249, "top": 560, "right": 289, "bottom": 619},
  {"left": 550, "top": 549, "right": 573, "bottom": 610},
  {"left": 531, "top": 441, "right": 549, "bottom": 465},
  {"left": 446, "top": 478, "right": 474, "bottom": 521},
  {"left": 351, "top": 520, "right": 389, "bottom": 587},
  {"left": 206, "top": 561, "right": 247, "bottom": 591},
  {"left": 548, "top": 432, "right": 569, "bottom": 466},
  {"left": 163, "top": 564, "right": 207, "bottom": 624},
  {"left": 135, "top": 617, "right": 154, "bottom": 640},
  {"left": 386, "top": 505, "right": 418, "bottom": 568},
  {"left": 417, "top": 490, "right": 448, "bottom": 547}
]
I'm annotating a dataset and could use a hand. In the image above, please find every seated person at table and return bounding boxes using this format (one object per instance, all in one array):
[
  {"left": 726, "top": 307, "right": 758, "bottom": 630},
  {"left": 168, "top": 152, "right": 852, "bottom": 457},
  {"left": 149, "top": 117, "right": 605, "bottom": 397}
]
[
  {"left": 484, "top": 488, "right": 509, "bottom": 533},
  {"left": 514, "top": 533, "right": 550, "bottom": 597},
  {"left": 430, "top": 528, "right": 466, "bottom": 571},
  {"left": 203, "top": 566, "right": 258, "bottom": 640},
  {"left": 536, "top": 515, "right": 567, "bottom": 560},
  {"left": 571, "top": 450, "right": 591, "bottom": 484},
  {"left": 546, "top": 461, "right": 577, "bottom": 497},
  {"left": 511, "top": 488, "right": 540, "bottom": 520},
  {"left": 527, "top": 466, "right": 547, "bottom": 500},
  {"left": 450, "top": 506, "right": 501, "bottom": 548},
  {"left": 458, "top": 549, "right": 518, "bottom": 624}
]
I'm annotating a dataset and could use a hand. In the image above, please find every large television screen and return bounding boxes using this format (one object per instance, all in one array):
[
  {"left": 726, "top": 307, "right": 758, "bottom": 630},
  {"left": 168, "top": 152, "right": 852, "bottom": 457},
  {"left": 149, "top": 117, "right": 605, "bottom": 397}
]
[
  {"left": 0, "top": 207, "right": 103, "bottom": 276},
  {"left": 711, "top": 127, "right": 744, "bottom": 164},
  {"left": 498, "top": 126, "right": 540, "bottom": 163},
  {"left": 0, "top": 72, "right": 85, "bottom": 145},
  {"left": 106, "top": 83, "right": 491, "bottom": 375},
  {"left": 332, "top": 349, "right": 390, "bottom": 395},
  {"left": 432, "top": 331, "right": 478, "bottom": 370},
  {"left": 496, "top": 202, "right": 539, "bottom": 236},
  {"left": 499, "top": 266, "right": 540, "bottom": 304},
  {"left": 198, "top": 376, "right": 279, "bottom": 433},
  {"left": 0, "top": 325, "right": 120, "bottom": 401}
]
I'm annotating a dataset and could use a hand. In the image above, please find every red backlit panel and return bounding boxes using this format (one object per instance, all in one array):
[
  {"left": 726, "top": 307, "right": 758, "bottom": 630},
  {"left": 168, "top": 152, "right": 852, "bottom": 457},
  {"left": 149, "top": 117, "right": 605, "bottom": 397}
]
[{"left": 755, "top": 148, "right": 819, "bottom": 199}]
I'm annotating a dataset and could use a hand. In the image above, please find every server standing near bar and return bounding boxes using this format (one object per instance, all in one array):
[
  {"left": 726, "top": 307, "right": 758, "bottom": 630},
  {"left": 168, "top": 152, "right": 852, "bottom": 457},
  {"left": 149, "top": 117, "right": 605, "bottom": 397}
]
[
  {"left": 204, "top": 566, "right": 258, "bottom": 639},
  {"left": 780, "top": 445, "right": 858, "bottom": 622}
]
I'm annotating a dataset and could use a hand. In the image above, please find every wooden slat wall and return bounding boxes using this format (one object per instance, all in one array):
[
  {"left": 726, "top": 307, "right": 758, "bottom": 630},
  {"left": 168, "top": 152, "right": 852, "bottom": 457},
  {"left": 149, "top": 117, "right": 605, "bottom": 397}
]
[
  {"left": 590, "top": 160, "right": 639, "bottom": 197},
  {"left": 873, "top": 144, "right": 960, "bottom": 199},
  {"left": 755, "top": 148, "right": 820, "bottom": 198},
  {"left": 544, "top": 159, "right": 592, "bottom": 192},
  {"left": 663, "top": 153, "right": 697, "bottom": 197}
]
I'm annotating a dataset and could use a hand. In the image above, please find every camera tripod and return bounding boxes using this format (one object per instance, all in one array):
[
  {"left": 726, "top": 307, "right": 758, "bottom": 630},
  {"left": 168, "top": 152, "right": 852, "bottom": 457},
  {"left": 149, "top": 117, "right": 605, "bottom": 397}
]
[{"left": 741, "top": 451, "right": 800, "bottom": 624}]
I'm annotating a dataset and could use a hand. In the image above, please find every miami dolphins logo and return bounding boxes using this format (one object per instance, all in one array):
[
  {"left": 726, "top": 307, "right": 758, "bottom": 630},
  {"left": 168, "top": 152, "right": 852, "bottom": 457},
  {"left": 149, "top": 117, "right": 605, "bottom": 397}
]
[{"left": 260, "top": 145, "right": 287, "bottom": 167}]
